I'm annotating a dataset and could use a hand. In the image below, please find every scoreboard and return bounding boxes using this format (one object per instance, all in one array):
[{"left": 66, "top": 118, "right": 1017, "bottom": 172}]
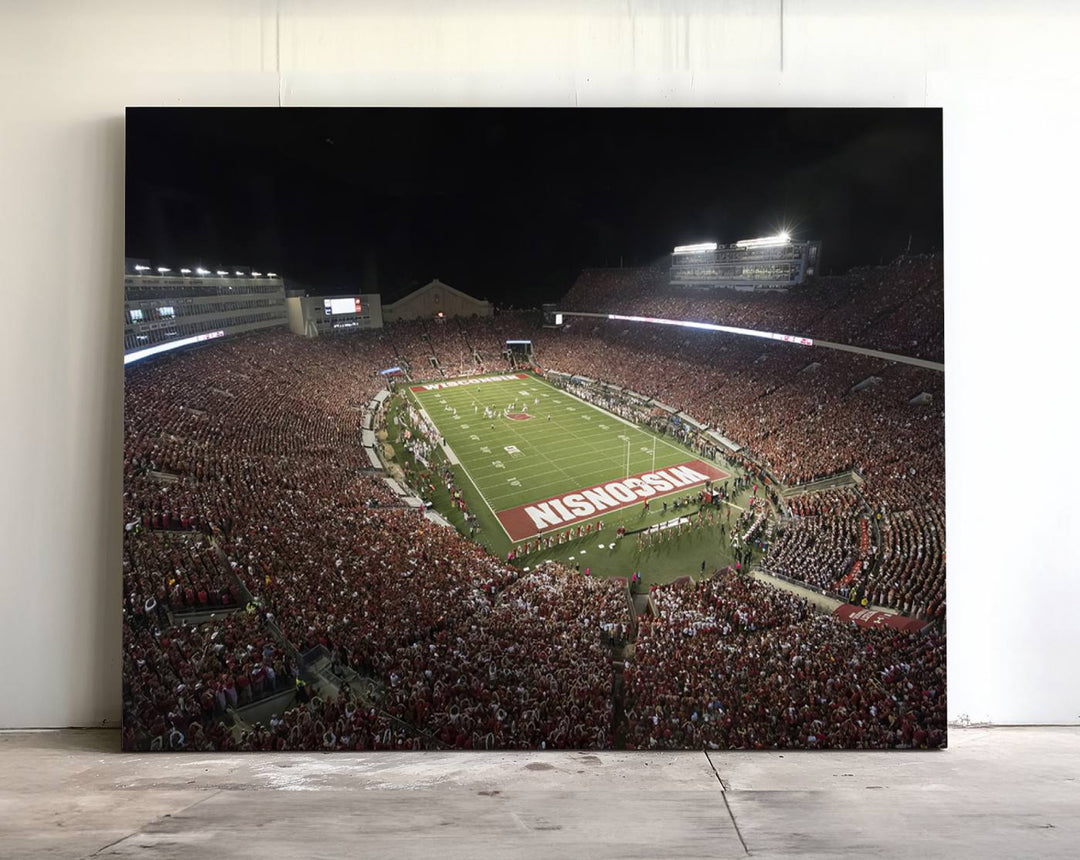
[
  {"left": 670, "top": 235, "right": 821, "bottom": 292},
  {"left": 323, "top": 297, "right": 363, "bottom": 315}
]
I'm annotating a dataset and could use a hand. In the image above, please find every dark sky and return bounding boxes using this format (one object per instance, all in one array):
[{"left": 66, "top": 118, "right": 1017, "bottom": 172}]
[{"left": 126, "top": 108, "right": 942, "bottom": 304}]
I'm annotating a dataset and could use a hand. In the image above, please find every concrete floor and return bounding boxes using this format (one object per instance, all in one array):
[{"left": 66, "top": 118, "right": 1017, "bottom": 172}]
[{"left": 1, "top": 728, "right": 1077, "bottom": 859}]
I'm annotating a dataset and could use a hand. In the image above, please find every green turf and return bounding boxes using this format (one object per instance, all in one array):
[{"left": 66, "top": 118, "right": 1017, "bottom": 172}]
[
  {"left": 410, "top": 374, "right": 698, "bottom": 516},
  {"left": 388, "top": 372, "right": 763, "bottom": 585}
]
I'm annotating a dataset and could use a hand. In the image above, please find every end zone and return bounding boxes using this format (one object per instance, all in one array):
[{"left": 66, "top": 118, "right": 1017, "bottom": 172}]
[
  {"left": 495, "top": 459, "right": 729, "bottom": 542},
  {"left": 410, "top": 372, "right": 528, "bottom": 392}
]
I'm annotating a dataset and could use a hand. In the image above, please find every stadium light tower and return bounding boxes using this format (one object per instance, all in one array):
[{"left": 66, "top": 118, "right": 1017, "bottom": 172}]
[
  {"left": 156, "top": 267, "right": 171, "bottom": 273},
  {"left": 133, "top": 264, "right": 150, "bottom": 272},
  {"left": 672, "top": 241, "right": 718, "bottom": 255},
  {"left": 195, "top": 267, "right": 210, "bottom": 275},
  {"left": 735, "top": 232, "right": 792, "bottom": 249},
  {"left": 267, "top": 272, "right": 278, "bottom": 277},
  {"left": 216, "top": 270, "right": 228, "bottom": 276},
  {"left": 179, "top": 268, "right": 192, "bottom": 274}
]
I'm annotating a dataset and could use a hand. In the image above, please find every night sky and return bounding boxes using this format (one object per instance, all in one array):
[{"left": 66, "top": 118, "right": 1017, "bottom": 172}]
[{"left": 126, "top": 108, "right": 942, "bottom": 304}]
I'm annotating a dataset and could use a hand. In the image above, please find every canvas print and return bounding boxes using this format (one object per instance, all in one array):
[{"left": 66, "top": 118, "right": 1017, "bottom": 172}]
[{"left": 122, "top": 108, "right": 945, "bottom": 752}]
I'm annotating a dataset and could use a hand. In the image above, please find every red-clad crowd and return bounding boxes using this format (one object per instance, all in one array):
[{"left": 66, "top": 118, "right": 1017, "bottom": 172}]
[
  {"left": 123, "top": 267, "right": 944, "bottom": 750},
  {"left": 625, "top": 571, "right": 946, "bottom": 750},
  {"left": 122, "top": 604, "right": 294, "bottom": 751},
  {"left": 123, "top": 330, "right": 630, "bottom": 751},
  {"left": 525, "top": 311, "right": 944, "bottom": 619},
  {"left": 379, "top": 563, "right": 630, "bottom": 750},
  {"left": 124, "top": 530, "right": 238, "bottom": 622},
  {"left": 560, "top": 255, "right": 943, "bottom": 362}
]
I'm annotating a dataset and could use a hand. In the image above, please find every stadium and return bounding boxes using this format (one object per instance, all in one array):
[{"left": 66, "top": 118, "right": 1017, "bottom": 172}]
[{"left": 122, "top": 236, "right": 945, "bottom": 752}]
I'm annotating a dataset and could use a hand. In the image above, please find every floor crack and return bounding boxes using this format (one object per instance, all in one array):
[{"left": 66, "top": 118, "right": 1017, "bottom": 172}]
[
  {"left": 85, "top": 789, "right": 222, "bottom": 858},
  {"left": 704, "top": 750, "right": 750, "bottom": 855}
]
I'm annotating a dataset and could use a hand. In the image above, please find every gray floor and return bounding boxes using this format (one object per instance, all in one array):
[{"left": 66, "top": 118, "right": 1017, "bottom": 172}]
[{"left": 1, "top": 727, "right": 1077, "bottom": 859}]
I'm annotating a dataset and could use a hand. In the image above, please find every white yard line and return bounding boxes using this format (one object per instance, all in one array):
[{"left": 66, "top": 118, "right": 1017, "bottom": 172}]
[
  {"left": 412, "top": 374, "right": 738, "bottom": 542},
  {"left": 552, "top": 379, "right": 694, "bottom": 462},
  {"left": 431, "top": 380, "right": 585, "bottom": 497},
  {"left": 478, "top": 449, "right": 715, "bottom": 506},
  {"left": 412, "top": 399, "right": 460, "bottom": 466},
  {"left": 407, "top": 389, "right": 513, "bottom": 542},
  {"left": 449, "top": 374, "right": 725, "bottom": 502},
  {"left": 454, "top": 450, "right": 514, "bottom": 543}
]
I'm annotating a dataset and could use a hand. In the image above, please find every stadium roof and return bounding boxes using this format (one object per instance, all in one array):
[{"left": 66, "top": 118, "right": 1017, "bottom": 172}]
[{"left": 384, "top": 278, "right": 490, "bottom": 309}]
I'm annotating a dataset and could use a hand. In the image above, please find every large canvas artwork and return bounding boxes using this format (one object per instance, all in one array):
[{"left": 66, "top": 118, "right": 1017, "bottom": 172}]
[{"left": 122, "top": 108, "right": 945, "bottom": 752}]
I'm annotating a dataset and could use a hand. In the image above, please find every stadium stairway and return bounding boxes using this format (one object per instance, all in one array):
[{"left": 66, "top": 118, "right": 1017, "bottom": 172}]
[
  {"left": 781, "top": 469, "right": 864, "bottom": 498},
  {"left": 165, "top": 604, "right": 242, "bottom": 627},
  {"left": 231, "top": 686, "right": 298, "bottom": 728}
]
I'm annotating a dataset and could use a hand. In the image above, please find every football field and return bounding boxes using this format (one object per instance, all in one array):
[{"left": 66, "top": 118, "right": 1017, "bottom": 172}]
[{"left": 406, "top": 372, "right": 728, "bottom": 544}]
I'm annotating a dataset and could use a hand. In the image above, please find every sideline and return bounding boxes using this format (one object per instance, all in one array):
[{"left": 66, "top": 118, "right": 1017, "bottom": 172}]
[{"left": 404, "top": 390, "right": 513, "bottom": 542}]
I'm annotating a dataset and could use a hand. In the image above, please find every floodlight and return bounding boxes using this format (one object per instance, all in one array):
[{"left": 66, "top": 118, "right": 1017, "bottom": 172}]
[
  {"left": 216, "top": 270, "right": 228, "bottom": 276},
  {"left": 673, "top": 242, "right": 718, "bottom": 255},
  {"left": 123, "top": 330, "right": 225, "bottom": 365},
  {"left": 735, "top": 233, "right": 791, "bottom": 248},
  {"left": 267, "top": 272, "right": 278, "bottom": 277},
  {"left": 179, "top": 268, "right": 192, "bottom": 274},
  {"left": 133, "top": 265, "right": 150, "bottom": 271},
  {"left": 234, "top": 270, "right": 244, "bottom": 276},
  {"left": 251, "top": 271, "right": 262, "bottom": 277},
  {"left": 196, "top": 267, "right": 210, "bottom": 275},
  {"left": 156, "top": 267, "right": 171, "bottom": 273}
]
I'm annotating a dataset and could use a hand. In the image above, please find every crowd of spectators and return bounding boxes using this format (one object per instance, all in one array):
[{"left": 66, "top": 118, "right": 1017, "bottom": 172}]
[
  {"left": 762, "top": 490, "right": 865, "bottom": 594},
  {"left": 228, "top": 690, "right": 419, "bottom": 751},
  {"left": 385, "top": 319, "right": 448, "bottom": 380},
  {"left": 625, "top": 571, "right": 946, "bottom": 750},
  {"left": 123, "top": 330, "right": 630, "bottom": 750},
  {"left": 418, "top": 317, "right": 487, "bottom": 377},
  {"left": 866, "top": 507, "right": 946, "bottom": 622},
  {"left": 122, "top": 606, "right": 295, "bottom": 751},
  {"left": 378, "top": 563, "right": 629, "bottom": 749},
  {"left": 560, "top": 255, "right": 943, "bottom": 363},
  {"left": 526, "top": 314, "right": 944, "bottom": 618},
  {"left": 123, "top": 266, "right": 945, "bottom": 750},
  {"left": 760, "top": 488, "right": 944, "bottom": 622},
  {"left": 531, "top": 321, "right": 943, "bottom": 497},
  {"left": 123, "top": 530, "right": 239, "bottom": 624}
]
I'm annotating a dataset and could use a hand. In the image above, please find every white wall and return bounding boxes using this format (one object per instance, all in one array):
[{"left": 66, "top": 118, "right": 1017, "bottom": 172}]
[{"left": 1, "top": 0, "right": 1077, "bottom": 728}]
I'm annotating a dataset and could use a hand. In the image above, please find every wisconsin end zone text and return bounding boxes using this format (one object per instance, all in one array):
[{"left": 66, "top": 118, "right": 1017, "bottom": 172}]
[
  {"left": 496, "top": 459, "right": 729, "bottom": 541},
  {"left": 409, "top": 373, "right": 528, "bottom": 392}
]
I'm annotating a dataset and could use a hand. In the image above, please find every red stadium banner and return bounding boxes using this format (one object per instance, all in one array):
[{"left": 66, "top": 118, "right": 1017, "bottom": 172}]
[
  {"left": 496, "top": 459, "right": 729, "bottom": 542},
  {"left": 832, "top": 604, "right": 928, "bottom": 633},
  {"left": 410, "top": 373, "right": 528, "bottom": 392}
]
